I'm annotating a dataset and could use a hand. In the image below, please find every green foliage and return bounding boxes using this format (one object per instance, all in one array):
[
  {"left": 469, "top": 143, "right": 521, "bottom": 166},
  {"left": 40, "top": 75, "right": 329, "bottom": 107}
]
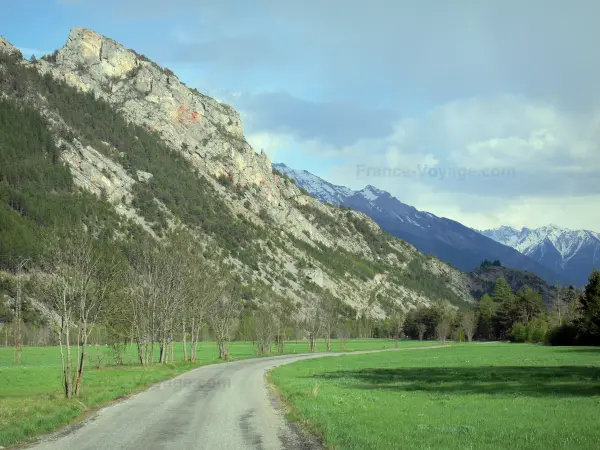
[
  {"left": 549, "top": 269, "right": 600, "bottom": 346},
  {"left": 216, "top": 173, "right": 232, "bottom": 187},
  {"left": 0, "top": 97, "right": 121, "bottom": 263},
  {"left": 491, "top": 277, "right": 514, "bottom": 303},
  {"left": 298, "top": 203, "right": 340, "bottom": 230},
  {"left": 404, "top": 305, "right": 443, "bottom": 340},
  {"left": 391, "top": 258, "right": 466, "bottom": 307},
  {"left": 289, "top": 235, "right": 385, "bottom": 282},
  {"left": 581, "top": 269, "right": 600, "bottom": 328},
  {"left": 480, "top": 258, "right": 502, "bottom": 268},
  {"left": 476, "top": 294, "right": 496, "bottom": 339},
  {"left": 509, "top": 317, "right": 548, "bottom": 343}
]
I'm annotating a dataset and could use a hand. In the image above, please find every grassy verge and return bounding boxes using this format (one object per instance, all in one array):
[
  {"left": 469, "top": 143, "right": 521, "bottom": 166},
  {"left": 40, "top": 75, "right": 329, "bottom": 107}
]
[
  {"left": 269, "top": 343, "right": 600, "bottom": 450},
  {"left": 0, "top": 338, "right": 425, "bottom": 446}
]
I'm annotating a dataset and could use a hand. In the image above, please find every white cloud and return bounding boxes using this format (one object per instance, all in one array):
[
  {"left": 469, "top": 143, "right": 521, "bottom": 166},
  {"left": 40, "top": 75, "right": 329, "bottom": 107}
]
[{"left": 244, "top": 94, "right": 600, "bottom": 232}]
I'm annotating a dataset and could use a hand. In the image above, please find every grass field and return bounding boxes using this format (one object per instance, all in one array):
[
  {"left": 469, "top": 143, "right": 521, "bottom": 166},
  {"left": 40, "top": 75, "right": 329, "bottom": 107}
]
[
  {"left": 0, "top": 338, "right": 430, "bottom": 446},
  {"left": 270, "top": 343, "right": 600, "bottom": 450}
]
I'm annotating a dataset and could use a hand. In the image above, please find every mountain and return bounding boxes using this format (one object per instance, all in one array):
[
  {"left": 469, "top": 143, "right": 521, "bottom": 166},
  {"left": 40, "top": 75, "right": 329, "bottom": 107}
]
[
  {"left": 481, "top": 225, "right": 600, "bottom": 286},
  {"left": 0, "top": 28, "right": 475, "bottom": 319},
  {"left": 273, "top": 163, "right": 568, "bottom": 286}
]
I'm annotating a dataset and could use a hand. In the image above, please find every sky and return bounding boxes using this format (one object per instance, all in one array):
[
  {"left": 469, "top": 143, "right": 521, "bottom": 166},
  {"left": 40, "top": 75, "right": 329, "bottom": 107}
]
[{"left": 2, "top": 0, "right": 600, "bottom": 232}]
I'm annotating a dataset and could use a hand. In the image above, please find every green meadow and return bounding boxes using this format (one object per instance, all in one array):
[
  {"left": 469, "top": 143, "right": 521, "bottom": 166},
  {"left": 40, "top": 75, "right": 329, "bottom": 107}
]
[
  {"left": 0, "top": 338, "right": 428, "bottom": 446},
  {"left": 270, "top": 343, "right": 600, "bottom": 450}
]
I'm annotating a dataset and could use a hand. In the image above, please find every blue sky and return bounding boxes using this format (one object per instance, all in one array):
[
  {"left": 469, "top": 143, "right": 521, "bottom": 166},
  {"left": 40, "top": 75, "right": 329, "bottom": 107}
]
[{"left": 2, "top": 0, "right": 600, "bottom": 232}]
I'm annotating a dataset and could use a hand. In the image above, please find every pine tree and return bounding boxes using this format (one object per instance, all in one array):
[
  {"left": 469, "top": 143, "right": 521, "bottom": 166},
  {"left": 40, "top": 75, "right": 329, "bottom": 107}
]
[
  {"left": 581, "top": 270, "right": 600, "bottom": 328},
  {"left": 477, "top": 294, "right": 496, "bottom": 339},
  {"left": 515, "top": 285, "right": 545, "bottom": 322},
  {"left": 492, "top": 277, "right": 514, "bottom": 303}
]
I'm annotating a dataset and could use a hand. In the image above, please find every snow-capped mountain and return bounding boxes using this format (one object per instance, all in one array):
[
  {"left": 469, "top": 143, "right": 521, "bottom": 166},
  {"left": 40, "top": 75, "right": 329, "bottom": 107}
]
[
  {"left": 481, "top": 225, "right": 600, "bottom": 286},
  {"left": 272, "top": 164, "right": 353, "bottom": 205},
  {"left": 274, "top": 163, "right": 569, "bottom": 286}
]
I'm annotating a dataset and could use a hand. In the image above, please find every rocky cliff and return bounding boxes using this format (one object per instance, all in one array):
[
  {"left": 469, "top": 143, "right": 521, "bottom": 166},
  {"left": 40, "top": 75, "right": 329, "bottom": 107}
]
[{"left": 0, "top": 27, "right": 475, "bottom": 317}]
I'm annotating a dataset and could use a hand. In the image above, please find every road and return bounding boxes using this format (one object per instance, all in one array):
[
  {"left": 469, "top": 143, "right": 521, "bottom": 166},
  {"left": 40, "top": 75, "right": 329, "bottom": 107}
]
[{"left": 26, "top": 346, "right": 446, "bottom": 450}]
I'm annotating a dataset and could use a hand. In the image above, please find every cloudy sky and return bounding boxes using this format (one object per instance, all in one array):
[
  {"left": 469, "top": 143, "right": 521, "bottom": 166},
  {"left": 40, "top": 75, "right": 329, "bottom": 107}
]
[{"left": 2, "top": 0, "right": 600, "bottom": 232}]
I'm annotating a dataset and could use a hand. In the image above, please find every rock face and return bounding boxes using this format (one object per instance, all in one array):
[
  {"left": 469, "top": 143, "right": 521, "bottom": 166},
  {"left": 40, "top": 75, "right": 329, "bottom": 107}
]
[
  {"left": 41, "top": 27, "right": 255, "bottom": 183},
  {"left": 0, "top": 35, "right": 20, "bottom": 56},
  {"left": 0, "top": 28, "right": 475, "bottom": 316}
]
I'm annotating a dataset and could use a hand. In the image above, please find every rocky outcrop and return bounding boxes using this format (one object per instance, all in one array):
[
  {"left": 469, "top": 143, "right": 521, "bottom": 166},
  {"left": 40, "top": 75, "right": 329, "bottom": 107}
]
[{"left": 0, "top": 35, "right": 20, "bottom": 56}]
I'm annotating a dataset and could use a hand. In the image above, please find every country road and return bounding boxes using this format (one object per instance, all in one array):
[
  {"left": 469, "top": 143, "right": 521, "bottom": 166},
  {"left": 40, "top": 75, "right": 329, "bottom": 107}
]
[{"left": 25, "top": 346, "right": 446, "bottom": 450}]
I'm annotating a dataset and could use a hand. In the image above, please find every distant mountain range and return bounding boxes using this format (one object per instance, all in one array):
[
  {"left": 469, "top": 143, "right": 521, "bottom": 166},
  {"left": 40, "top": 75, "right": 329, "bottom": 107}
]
[
  {"left": 274, "top": 163, "right": 573, "bottom": 286},
  {"left": 481, "top": 225, "right": 600, "bottom": 287}
]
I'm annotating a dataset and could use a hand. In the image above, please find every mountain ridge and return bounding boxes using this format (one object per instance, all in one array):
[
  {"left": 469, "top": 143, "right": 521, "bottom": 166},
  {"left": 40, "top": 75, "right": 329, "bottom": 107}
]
[
  {"left": 481, "top": 225, "right": 600, "bottom": 286},
  {"left": 273, "top": 163, "right": 570, "bottom": 286}
]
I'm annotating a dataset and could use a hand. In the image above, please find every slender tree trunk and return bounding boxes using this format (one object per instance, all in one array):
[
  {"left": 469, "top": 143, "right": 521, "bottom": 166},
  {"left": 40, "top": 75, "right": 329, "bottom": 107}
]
[
  {"left": 159, "top": 340, "right": 165, "bottom": 364},
  {"left": 74, "top": 321, "right": 87, "bottom": 395},
  {"left": 189, "top": 318, "right": 195, "bottom": 362},
  {"left": 136, "top": 338, "right": 145, "bottom": 366},
  {"left": 58, "top": 320, "right": 67, "bottom": 397},
  {"left": 65, "top": 323, "right": 73, "bottom": 398},
  {"left": 182, "top": 319, "right": 188, "bottom": 362},
  {"left": 309, "top": 335, "right": 316, "bottom": 352},
  {"left": 217, "top": 340, "right": 228, "bottom": 360}
]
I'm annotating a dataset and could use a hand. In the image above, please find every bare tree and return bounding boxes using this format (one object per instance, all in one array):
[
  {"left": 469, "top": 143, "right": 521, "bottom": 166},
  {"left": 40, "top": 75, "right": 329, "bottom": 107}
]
[
  {"left": 187, "top": 262, "right": 222, "bottom": 362},
  {"left": 128, "top": 236, "right": 191, "bottom": 365},
  {"left": 416, "top": 322, "right": 427, "bottom": 341},
  {"left": 253, "top": 306, "right": 276, "bottom": 355},
  {"left": 320, "top": 295, "right": 339, "bottom": 352},
  {"left": 303, "top": 300, "right": 322, "bottom": 352},
  {"left": 461, "top": 309, "right": 478, "bottom": 342},
  {"left": 210, "top": 283, "right": 241, "bottom": 360},
  {"left": 337, "top": 320, "right": 353, "bottom": 351},
  {"left": 40, "top": 233, "right": 120, "bottom": 397},
  {"left": 13, "top": 258, "right": 28, "bottom": 364},
  {"left": 128, "top": 242, "right": 162, "bottom": 366},
  {"left": 435, "top": 318, "right": 452, "bottom": 344},
  {"left": 390, "top": 311, "right": 405, "bottom": 348}
]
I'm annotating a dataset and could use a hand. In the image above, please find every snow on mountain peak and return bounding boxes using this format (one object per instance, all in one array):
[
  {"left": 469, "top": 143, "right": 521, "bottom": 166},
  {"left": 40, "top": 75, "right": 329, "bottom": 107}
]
[
  {"left": 272, "top": 163, "right": 353, "bottom": 205},
  {"left": 359, "top": 185, "right": 384, "bottom": 201},
  {"left": 481, "top": 224, "right": 600, "bottom": 267}
]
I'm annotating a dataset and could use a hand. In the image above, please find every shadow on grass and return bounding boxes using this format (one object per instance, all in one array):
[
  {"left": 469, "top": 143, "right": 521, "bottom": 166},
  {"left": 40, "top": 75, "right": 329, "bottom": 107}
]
[
  {"left": 555, "top": 347, "right": 600, "bottom": 354},
  {"left": 313, "top": 366, "right": 600, "bottom": 397}
]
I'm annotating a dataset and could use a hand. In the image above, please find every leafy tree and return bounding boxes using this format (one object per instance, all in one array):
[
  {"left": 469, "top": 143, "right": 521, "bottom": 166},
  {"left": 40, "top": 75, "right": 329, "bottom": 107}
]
[{"left": 514, "top": 285, "right": 545, "bottom": 323}]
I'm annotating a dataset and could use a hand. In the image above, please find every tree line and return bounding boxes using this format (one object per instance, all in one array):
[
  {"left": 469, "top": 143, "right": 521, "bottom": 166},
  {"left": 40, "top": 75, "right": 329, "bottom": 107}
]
[{"left": 430, "top": 271, "right": 599, "bottom": 345}]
